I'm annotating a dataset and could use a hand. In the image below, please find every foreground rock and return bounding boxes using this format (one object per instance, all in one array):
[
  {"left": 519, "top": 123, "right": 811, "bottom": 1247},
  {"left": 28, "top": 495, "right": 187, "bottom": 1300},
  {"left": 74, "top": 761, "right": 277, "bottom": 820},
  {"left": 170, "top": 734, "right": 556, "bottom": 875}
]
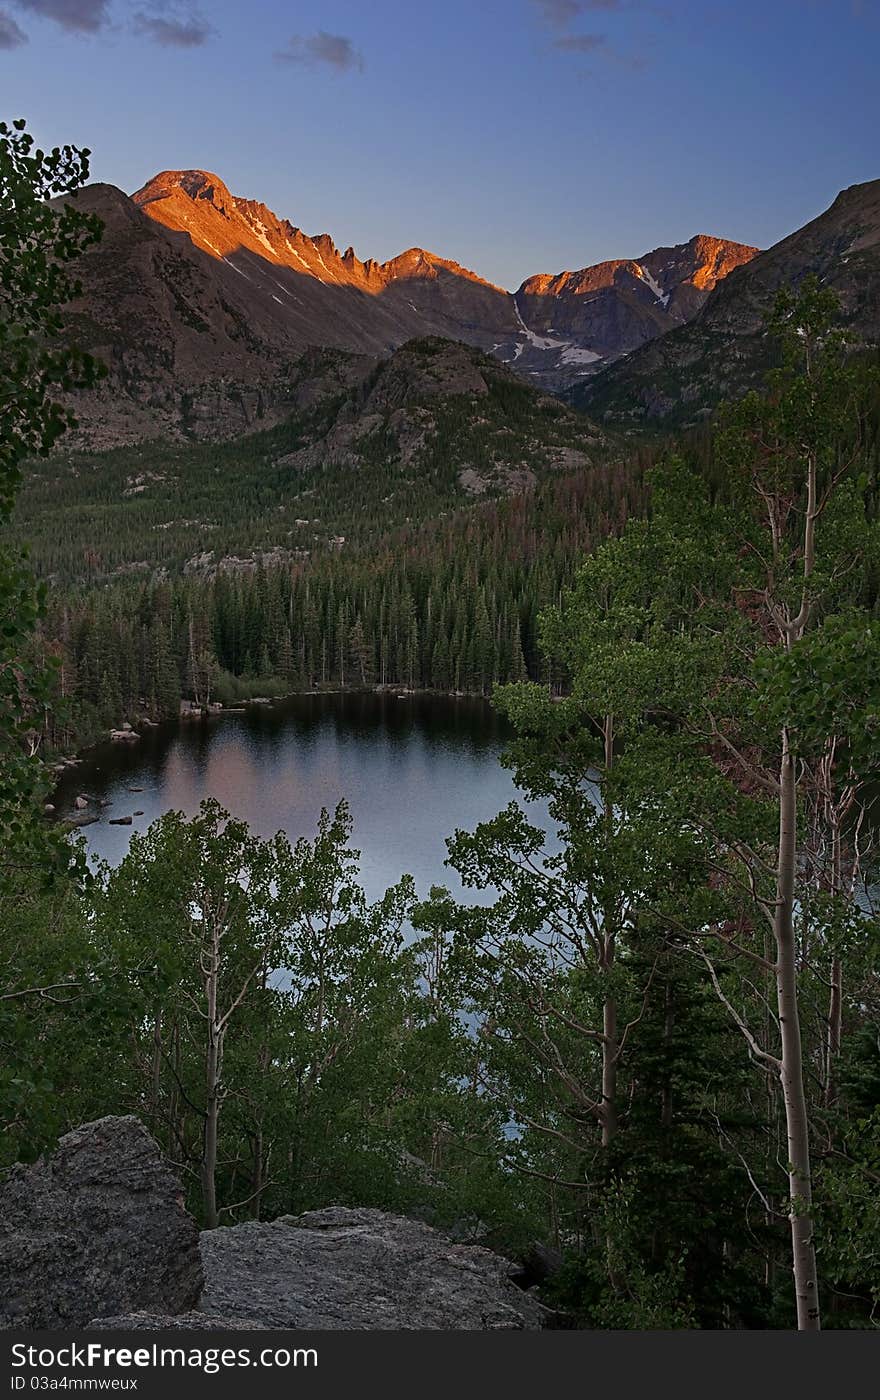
[
  {"left": 94, "top": 1210, "right": 549, "bottom": 1330},
  {"left": 196, "top": 1208, "right": 548, "bottom": 1330},
  {"left": 90, "top": 1314, "right": 265, "bottom": 1330},
  {"left": 2, "top": 1118, "right": 548, "bottom": 1331},
  {"left": 0, "top": 1117, "right": 203, "bottom": 1329}
]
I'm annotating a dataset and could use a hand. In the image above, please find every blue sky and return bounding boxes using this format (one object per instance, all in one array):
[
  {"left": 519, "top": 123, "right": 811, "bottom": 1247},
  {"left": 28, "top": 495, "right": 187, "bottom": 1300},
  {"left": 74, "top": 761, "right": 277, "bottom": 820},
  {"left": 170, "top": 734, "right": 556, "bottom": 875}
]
[{"left": 2, "top": 0, "right": 878, "bottom": 289}]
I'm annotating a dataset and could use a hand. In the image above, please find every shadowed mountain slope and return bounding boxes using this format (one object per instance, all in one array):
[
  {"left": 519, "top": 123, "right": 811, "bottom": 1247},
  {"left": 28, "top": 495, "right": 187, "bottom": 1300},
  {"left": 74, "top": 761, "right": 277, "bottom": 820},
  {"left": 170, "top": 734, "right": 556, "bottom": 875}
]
[{"left": 576, "top": 178, "right": 880, "bottom": 429}]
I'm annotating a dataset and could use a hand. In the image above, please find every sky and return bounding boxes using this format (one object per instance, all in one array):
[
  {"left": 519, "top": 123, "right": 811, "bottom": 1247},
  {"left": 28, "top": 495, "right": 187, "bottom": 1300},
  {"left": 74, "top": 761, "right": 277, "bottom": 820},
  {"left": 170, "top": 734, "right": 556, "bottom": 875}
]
[{"left": 2, "top": 0, "right": 878, "bottom": 289}]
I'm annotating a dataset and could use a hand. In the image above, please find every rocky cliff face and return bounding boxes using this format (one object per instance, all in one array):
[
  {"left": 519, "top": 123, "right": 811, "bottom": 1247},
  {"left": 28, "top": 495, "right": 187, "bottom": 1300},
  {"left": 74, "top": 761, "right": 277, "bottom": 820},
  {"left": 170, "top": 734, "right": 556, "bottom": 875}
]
[
  {"left": 0, "top": 1118, "right": 549, "bottom": 1331},
  {"left": 513, "top": 234, "right": 757, "bottom": 376},
  {"left": 57, "top": 168, "right": 757, "bottom": 443},
  {"left": 578, "top": 178, "right": 880, "bottom": 427},
  {"left": 58, "top": 181, "right": 382, "bottom": 448}
]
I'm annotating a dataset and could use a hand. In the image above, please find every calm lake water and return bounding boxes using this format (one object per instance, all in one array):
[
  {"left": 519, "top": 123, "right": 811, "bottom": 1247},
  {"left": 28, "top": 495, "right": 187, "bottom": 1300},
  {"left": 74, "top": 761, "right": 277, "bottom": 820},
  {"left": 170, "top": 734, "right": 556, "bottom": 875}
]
[{"left": 53, "top": 691, "right": 546, "bottom": 904}]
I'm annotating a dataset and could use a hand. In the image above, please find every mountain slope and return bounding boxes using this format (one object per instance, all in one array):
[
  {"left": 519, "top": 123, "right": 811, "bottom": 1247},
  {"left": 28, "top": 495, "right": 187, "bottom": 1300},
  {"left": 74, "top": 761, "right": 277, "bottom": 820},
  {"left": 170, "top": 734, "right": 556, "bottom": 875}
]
[
  {"left": 57, "top": 170, "right": 756, "bottom": 444},
  {"left": 514, "top": 234, "right": 757, "bottom": 375},
  {"left": 16, "top": 339, "right": 610, "bottom": 584},
  {"left": 131, "top": 169, "right": 520, "bottom": 354},
  {"left": 131, "top": 169, "right": 754, "bottom": 389},
  {"left": 576, "top": 178, "right": 880, "bottom": 428},
  {"left": 59, "top": 182, "right": 382, "bottom": 447}
]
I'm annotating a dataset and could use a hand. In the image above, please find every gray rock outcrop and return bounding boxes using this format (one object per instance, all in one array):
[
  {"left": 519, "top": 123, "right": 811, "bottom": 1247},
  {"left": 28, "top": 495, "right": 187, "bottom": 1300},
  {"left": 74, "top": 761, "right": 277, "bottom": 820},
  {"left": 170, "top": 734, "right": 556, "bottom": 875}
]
[
  {"left": 196, "top": 1208, "right": 548, "bottom": 1330},
  {"left": 2, "top": 1119, "right": 549, "bottom": 1331},
  {"left": 0, "top": 1117, "right": 203, "bottom": 1329},
  {"left": 94, "top": 1210, "right": 549, "bottom": 1331}
]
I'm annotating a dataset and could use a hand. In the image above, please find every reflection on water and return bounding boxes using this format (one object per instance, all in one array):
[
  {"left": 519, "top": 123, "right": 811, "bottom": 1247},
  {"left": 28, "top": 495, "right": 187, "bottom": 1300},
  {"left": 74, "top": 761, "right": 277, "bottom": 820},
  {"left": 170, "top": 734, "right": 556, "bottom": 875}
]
[{"left": 54, "top": 692, "right": 544, "bottom": 905}]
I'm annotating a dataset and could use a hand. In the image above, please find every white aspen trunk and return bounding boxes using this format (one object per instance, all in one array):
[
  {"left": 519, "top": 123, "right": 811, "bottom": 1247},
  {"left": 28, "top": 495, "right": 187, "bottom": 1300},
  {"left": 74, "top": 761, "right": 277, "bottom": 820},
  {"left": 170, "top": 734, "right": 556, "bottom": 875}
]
[
  {"left": 601, "top": 984, "right": 618, "bottom": 1149},
  {"left": 202, "top": 1068, "right": 219, "bottom": 1229},
  {"left": 765, "top": 434, "right": 822, "bottom": 1329},
  {"left": 825, "top": 810, "right": 843, "bottom": 1108},
  {"left": 600, "top": 713, "right": 618, "bottom": 1150},
  {"left": 774, "top": 730, "right": 820, "bottom": 1330},
  {"left": 202, "top": 925, "right": 221, "bottom": 1231}
]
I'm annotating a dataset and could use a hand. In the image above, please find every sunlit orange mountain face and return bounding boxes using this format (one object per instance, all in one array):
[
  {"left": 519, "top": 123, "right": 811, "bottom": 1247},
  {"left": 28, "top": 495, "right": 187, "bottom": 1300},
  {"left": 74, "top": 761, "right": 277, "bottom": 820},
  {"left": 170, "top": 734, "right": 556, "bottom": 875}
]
[
  {"left": 131, "top": 168, "right": 756, "bottom": 373},
  {"left": 131, "top": 169, "right": 519, "bottom": 353},
  {"left": 134, "top": 170, "right": 507, "bottom": 298},
  {"left": 59, "top": 168, "right": 762, "bottom": 445}
]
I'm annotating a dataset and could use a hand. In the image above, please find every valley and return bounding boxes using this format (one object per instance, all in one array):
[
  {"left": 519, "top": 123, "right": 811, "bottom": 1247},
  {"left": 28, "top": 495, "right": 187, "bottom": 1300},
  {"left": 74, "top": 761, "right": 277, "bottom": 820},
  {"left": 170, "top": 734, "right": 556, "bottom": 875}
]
[
  {"left": 15, "top": 339, "right": 610, "bottom": 585},
  {"left": 16, "top": 175, "right": 880, "bottom": 762}
]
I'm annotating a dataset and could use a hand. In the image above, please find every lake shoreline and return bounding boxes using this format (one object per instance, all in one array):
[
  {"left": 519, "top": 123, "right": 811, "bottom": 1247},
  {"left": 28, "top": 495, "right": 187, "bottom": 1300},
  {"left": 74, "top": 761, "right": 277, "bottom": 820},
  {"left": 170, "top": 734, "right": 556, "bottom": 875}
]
[
  {"left": 48, "top": 683, "right": 499, "bottom": 802},
  {"left": 47, "top": 691, "right": 530, "bottom": 902}
]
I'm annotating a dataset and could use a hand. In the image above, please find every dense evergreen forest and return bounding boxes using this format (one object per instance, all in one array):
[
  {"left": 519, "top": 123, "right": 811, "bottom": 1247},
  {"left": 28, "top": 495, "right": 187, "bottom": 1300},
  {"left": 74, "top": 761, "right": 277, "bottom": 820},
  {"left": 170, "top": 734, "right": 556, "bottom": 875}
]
[
  {"left": 9, "top": 320, "right": 642, "bottom": 752},
  {"left": 34, "top": 460, "right": 647, "bottom": 750},
  {"left": 2, "top": 126, "right": 880, "bottom": 1334},
  {"left": 29, "top": 395, "right": 877, "bottom": 756}
]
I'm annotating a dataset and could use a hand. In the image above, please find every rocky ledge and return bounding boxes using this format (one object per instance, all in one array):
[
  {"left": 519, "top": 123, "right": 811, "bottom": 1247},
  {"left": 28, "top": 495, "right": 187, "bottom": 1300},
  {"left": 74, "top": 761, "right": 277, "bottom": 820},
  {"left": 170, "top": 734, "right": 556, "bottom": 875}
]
[{"left": 0, "top": 1118, "right": 548, "bottom": 1331}]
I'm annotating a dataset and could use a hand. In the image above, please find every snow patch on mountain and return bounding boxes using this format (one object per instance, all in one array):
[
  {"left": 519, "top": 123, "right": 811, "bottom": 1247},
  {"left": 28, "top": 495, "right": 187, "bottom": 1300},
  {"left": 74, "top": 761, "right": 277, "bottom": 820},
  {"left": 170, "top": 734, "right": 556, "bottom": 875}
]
[
  {"left": 560, "top": 345, "right": 601, "bottom": 366},
  {"left": 511, "top": 295, "right": 601, "bottom": 372},
  {"left": 636, "top": 263, "right": 668, "bottom": 304}
]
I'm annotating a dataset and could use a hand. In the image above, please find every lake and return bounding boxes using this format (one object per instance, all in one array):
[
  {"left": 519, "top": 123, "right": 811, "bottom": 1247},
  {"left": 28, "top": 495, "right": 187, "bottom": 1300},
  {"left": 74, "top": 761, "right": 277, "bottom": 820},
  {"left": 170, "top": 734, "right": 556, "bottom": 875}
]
[{"left": 52, "top": 691, "right": 546, "bottom": 904}]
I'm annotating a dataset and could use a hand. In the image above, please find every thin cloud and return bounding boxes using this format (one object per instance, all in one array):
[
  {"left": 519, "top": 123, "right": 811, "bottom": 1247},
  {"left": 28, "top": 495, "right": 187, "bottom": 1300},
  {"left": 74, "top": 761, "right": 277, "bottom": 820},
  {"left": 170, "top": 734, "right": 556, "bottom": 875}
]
[
  {"left": 0, "top": 7, "right": 27, "bottom": 45},
  {"left": 532, "top": 0, "right": 644, "bottom": 67},
  {"left": 12, "top": 0, "right": 109, "bottom": 31},
  {"left": 276, "top": 30, "right": 364, "bottom": 73},
  {"left": 532, "top": 0, "right": 622, "bottom": 24},
  {"left": 554, "top": 32, "right": 607, "bottom": 51},
  {"left": 133, "top": 9, "right": 212, "bottom": 47},
  {"left": 533, "top": 0, "right": 583, "bottom": 24}
]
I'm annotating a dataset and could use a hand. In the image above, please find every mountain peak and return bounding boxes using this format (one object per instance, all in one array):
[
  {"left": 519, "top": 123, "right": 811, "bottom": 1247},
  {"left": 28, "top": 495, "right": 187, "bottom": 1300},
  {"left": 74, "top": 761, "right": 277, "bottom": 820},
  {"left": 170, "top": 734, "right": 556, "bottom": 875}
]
[
  {"left": 130, "top": 167, "right": 507, "bottom": 304},
  {"left": 578, "top": 179, "right": 880, "bottom": 427},
  {"left": 133, "top": 169, "right": 237, "bottom": 217},
  {"left": 668, "top": 233, "right": 760, "bottom": 290},
  {"left": 62, "top": 163, "right": 787, "bottom": 443},
  {"left": 514, "top": 234, "right": 759, "bottom": 362}
]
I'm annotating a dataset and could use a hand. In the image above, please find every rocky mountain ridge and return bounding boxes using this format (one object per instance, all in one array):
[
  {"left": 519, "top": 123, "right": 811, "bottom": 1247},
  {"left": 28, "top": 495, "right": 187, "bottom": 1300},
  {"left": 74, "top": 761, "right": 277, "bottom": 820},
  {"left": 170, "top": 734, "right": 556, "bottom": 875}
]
[
  {"left": 577, "top": 177, "right": 880, "bottom": 427},
  {"left": 58, "top": 168, "right": 758, "bottom": 443},
  {"left": 515, "top": 233, "right": 757, "bottom": 367},
  {"left": 134, "top": 169, "right": 509, "bottom": 301}
]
